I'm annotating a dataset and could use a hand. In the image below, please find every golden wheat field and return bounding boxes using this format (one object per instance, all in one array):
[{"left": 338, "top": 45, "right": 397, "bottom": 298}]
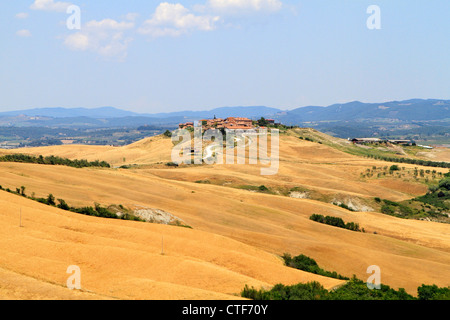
[{"left": 0, "top": 131, "right": 449, "bottom": 299}]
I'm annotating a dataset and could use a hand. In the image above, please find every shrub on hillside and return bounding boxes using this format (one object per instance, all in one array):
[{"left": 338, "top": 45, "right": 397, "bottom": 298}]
[
  {"left": 345, "top": 222, "right": 361, "bottom": 232},
  {"left": 241, "top": 276, "right": 418, "bottom": 300},
  {"left": 57, "top": 199, "right": 70, "bottom": 210},
  {"left": 310, "top": 214, "right": 325, "bottom": 223},
  {"left": 242, "top": 282, "right": 328, "bottom": 300},
  {"left": 334, "top": 202, "right": 356, "bottom": 211},
  {"left": 165, "top": 162, "right": 179, "bottom": 167},
  {"left": 438, "top": 178, "right": 450, "bottom": 191},
  {"left": 46, "top": 194, "right": 56, "bottom": 206},
  {"left": 163, "top": 130, "right": 172, "bottom": 138},
  {"left": 390, "top": 165, "right": 400, "bottom": 171},
  {"left": 417, "top": 284, "right": 450, "bottom": 300},
  {"left": 282, "top": 253, "right": 349, "bottom": 280},
  {"left": 0, "top": 154, "right": 110, "bottom": 168},
  {"left": 310, "top": 214, "right": 361, "bottom": 232}
]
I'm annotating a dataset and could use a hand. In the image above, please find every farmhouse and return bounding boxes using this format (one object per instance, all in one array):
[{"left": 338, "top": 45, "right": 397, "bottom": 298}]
[
  {"left": 350, "top": 138, "right": 414, "bottom": 146},
  {"left": 388, "top": 139, "right": 414, "bottom": 146},
  {"left": 350, "top": 138, "right": 384, "bottom": 144}
]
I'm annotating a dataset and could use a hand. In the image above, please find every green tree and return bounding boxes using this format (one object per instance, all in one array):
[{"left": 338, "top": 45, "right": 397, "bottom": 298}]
[
  {"left": 438, "top": 178, "right": 450, "bottom": 190},
  {"left": 390, "top": 165, "right": 400, "bottom": 171},
  {"left": 57, "top": 199, "right": 70, "bottom": 210},
  {"left": 46, "top": 194, "right": 56, "bottom": 206},
  {"left": 257, "top": 117, "right": 269, "bottom": 127},
  {"left": 417, "top": 284, "right": 450, "bottom": 300}
]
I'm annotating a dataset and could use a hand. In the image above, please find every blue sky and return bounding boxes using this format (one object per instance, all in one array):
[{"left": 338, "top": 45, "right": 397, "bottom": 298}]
[{"left": 1, "top": 0, "right": 449, "bottom": 113}]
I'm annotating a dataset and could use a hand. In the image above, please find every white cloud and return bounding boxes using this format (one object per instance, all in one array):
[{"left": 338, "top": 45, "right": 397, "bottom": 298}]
[
  {"left": 64, "top": 18, "right": 134, "bottom": 60},
  {"left": 15, "top": 12, "right": 29, "bottom": 19},
  {"left": 206, "top": 0, "right": 283, "bottom": 12},
  {"left": 16, "top": 29, "right": 32, "bottom": 37},
  {"left": 61, "top": 1, "right": 282, "bottom": 58},
  {"left": 138, "top": 2, "right": 220, "bottom": 37},
  {"left": 125, "top": 13, "right": 140, "bottom": 22},
  {"left": 30, "top": 0, "right": 72, "bottom": 12},
  {"left": 85, "top": 19, "right": 135, "bottom": 31},
  {"left": 64, "top": 33, "right": 89, "bottom": 50}
]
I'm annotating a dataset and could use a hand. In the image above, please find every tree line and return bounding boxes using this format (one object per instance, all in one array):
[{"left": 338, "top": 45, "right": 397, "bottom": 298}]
[
  {"left": 310, "top": 214, "right": 362, "bottom": 232},
  {"left": 241, "top": 277, "right": 449, "bottom": 300},
  {"left": 0, "top": 184, "right": 142, "bottom": 222},
  {"left": 282, "top": 253, "right": 349, "bottom": 280},
  {"left": 414, "top": 174, "right": 450, "bottom": 210},
  {"left": 365, "top": 154, "right": 450, "bottom": 169},
  {"left": 243, "top": 252, "right": 450, "bottom": 300},
  {"left": 0, "top": 154, "right": 110, "bottom": 168}
]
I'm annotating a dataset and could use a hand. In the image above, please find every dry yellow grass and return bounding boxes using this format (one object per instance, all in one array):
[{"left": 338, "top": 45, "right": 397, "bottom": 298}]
[
  {"left": 0, "top": 191, "right": 343, "bottom": 300},
  {"left": 417, "top": 147, "right": 450, "bottom": 162},
  {"left": 0, "top": 132, "right": 449, "bottom": 298},
  {"left": 0, "top": 135, "right": 174, "bottom": 167},
  {"left": 0, "top": 267, "right": 108, "bottom": 300}
]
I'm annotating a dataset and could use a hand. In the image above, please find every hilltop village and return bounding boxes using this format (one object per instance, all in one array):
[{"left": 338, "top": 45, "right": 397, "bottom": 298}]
[{"left": 179, "top": 117, "right": 276, "bottom": 130}]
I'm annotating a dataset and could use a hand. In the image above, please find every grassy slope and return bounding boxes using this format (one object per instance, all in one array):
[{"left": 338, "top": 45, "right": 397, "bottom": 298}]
[
  {"left": 0, "top": 190, "right": 345, "bottom": 300},
  {"left": 0, "top": 135, "right": 174, "bottom": 167},
  {"left": 0, "top": 130, "right": 449, "bottom": 297}
]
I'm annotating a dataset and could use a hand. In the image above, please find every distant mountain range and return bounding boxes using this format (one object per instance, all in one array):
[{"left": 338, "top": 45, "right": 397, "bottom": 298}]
[
  {"left": 0, "top": 105, "right": 281, "bottom": 120},
  {"left": 1, "top": 99, "right": 449, "bottom": 128},
  {"left": 278, "top": 99, "right": 450, "bottom": 124},
  {"left": 146, "top": 106, "right": 282, "bottom": 119},
  {"left": 0, "top": 107, "right": 138, "bottom": 119}
]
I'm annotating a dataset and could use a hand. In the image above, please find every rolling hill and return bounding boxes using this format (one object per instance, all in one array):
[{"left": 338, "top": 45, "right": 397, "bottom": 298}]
[
  {"left": 0, "top": 129, "right": 449, "bottom": 299},
  {"left": 2, "top": 189, "right": 345, "bottom": 300}
]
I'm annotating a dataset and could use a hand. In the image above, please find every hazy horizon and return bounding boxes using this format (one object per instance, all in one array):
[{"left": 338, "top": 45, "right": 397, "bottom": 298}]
[{"left": 2, "top": 97, "right": 450, "bottom": 115}]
